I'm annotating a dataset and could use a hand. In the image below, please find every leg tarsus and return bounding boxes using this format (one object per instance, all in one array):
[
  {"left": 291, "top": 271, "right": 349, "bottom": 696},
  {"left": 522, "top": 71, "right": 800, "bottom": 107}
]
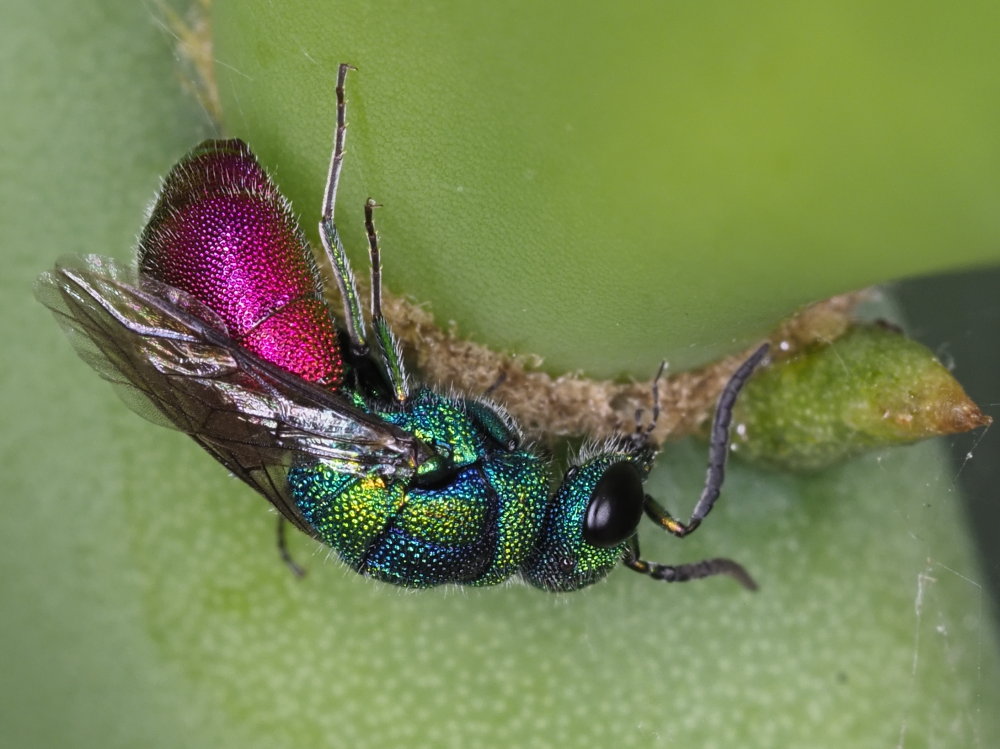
[
  {"left": 363, "top": 199, "right": 409, "bottom": 402},
  {"left": 318, "top": 63, "right": 368, "bottom": 355},
  {"left": 629, "top": 360, "right": 668, "bottom": 452},
  {"left": 277, "top": 516, "right": 307, "bottom": 579},
  {"left": 483, "top": 368, "right": 508, "bottom": 397},
  {"left": 321, "top": 63, "right": 357, "bottom": 222}
]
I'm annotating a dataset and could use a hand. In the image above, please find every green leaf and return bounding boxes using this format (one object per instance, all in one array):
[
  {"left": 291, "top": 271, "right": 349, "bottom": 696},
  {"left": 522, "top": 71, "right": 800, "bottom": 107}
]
[
  {"left": 733, "top": 324, "right": 992, "bottom": 471},
  {"left": 214, "top": 0, "right": 1000, "bottom": 377}
]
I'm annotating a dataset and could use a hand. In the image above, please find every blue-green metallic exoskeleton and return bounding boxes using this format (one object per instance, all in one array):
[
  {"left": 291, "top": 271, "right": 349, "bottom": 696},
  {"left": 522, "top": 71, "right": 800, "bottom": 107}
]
[{"left": 36, "top": 64, "right": 765, "bottom": 593}]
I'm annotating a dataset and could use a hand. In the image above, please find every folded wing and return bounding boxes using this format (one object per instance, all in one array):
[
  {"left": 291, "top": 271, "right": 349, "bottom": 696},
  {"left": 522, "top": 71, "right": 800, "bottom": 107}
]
[{"left": 36, "top": 254, "right": 431, "bottom": 537}]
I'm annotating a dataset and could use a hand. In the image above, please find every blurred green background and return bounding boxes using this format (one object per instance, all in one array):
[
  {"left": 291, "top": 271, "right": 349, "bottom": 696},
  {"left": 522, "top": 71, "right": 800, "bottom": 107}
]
[
  {"left": 214, "top": 1, "right": 1000, "bottom": 377},
  {"left": 2, "top": 2, "right": 998, "bottom": 747}
]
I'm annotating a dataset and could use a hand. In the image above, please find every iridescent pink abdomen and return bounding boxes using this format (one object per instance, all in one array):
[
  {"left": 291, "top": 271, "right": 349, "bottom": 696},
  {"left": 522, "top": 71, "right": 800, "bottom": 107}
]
[{"left": 137, "top": 139, "right": 343, "bottom": 387}]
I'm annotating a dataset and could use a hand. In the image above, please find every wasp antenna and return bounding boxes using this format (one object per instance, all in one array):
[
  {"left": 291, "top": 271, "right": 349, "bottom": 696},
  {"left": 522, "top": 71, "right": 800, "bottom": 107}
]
[
  {"left": 643, "top": 343, "right": 769, "bottom": 538},
  {"left": 623, "top": 535, "right": 757, "bottom": 590}
]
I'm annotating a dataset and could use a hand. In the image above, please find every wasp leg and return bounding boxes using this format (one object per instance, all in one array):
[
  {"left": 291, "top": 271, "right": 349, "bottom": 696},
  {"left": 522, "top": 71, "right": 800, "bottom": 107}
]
[
  {"left": 318, "top": 63, "right": 369, "bottom": 357},
  {"left": 644, "top": 342, "right": 770, "bottom": 538},
  {"left": 623, "top": 535, "right": 757, "bottom": 590},
  {"left": 629, "top": 360, "right": 667, "bottom": 451},
  {"left": 363, "top": 199, "right": 410, "bottom": 403},
  {"left": 277, "top": 516, "right": 307, "bottom": 578},
  {"left": 483, "top": 369, "right": 508, "bottom": 397}
]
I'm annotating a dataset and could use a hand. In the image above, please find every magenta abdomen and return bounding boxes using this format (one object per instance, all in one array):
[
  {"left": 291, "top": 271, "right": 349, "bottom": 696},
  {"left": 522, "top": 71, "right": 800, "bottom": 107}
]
[{"left": 138, "top": 139, "right": 343, "bottom": 387}]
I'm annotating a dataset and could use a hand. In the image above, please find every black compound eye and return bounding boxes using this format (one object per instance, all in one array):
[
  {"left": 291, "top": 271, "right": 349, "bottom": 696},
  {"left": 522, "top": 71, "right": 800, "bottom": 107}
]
[{"left": 582, "top": 462, "right": 645, "bottom": 548}]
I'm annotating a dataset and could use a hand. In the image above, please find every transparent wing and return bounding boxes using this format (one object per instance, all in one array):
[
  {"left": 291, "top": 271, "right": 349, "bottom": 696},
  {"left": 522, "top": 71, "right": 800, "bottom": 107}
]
[{"left": 36, "top": 254, "right": 431, "bottom": 538}]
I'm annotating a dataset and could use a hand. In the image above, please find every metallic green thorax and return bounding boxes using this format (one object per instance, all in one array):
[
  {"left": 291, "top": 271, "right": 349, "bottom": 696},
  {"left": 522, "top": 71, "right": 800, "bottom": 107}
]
[{"left": 288, "top": 388, "right": 555, "bottom": 588}]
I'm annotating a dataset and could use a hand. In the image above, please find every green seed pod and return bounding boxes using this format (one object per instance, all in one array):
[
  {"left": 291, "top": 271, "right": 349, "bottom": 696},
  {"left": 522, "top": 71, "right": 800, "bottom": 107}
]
[{"left": 731, "top": 324, "right": 991, "bottom": 471}]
